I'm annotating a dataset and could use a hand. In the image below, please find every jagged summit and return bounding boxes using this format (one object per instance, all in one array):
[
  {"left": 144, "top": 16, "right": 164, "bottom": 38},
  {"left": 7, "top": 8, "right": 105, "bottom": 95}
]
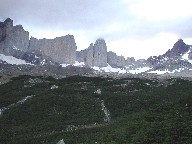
[
  {"left": 0, "top": 18, "right": 117, "bottom": 67},
  {"left": 4, "top": 18, "right": 13, "bottom": 22},
  {"left": 1, "top": 18, "right": 192, "bottom": 77},
  {"left": 76, "top": 39, "right": 108, "bottom": 67},
  {"left": 0, "top": 18, "right": 29, "bottom": 58},
  {"left": 0, "top": 18, "right": 13, "bottom": 26},
  {"left": 163, "top": 39, "right": 189, "bottom": 58},
  {"left": 0, "top": 18, "right": 77, "bottom": 65},
  {"left": 147, "top": 39, "right": 190, "bottom": 66}
]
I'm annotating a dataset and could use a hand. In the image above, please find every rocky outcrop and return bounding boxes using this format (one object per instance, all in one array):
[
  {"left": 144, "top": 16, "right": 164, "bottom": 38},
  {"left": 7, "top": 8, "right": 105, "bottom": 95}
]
[
  {"left": 28, "top": 35, "right": 77, "bottom": 64},
  {"left": 188, "top": 53, "right": 192, "bottom": 60},
  {"left": 22, "top": 51, "right": 58, "bottom": 66},
  {"left": 147, "top": 56, "right": 162, "bottom": 66},
  {"left": 76, "top": 50, "right": 85, "bottom": 63},
  {"left": 76, "top": 39, "right": 107, "bottom": 67},
  {"left": 0, "top": 18, "right": 29, "bottom": 58},
  {"left": 134, "top": 59, "right": 149, "bottom": 68},
  {"left": 126, "top": 57, "right": 135, "bottom": 66},
  {"left": 163, "top": 39, "right": 189, "bottom": 58},
  {"left": 147, "top": 39, "right": 190, "bottom": 66},
  {"left": 76, "top": 44, "right": 94, "bottom": 67},
  {"left": 107, "top": 51, "right": 125, "bottom": 68},
  {"left": 187, "top": 46, "right": 192, "bottom": 60},
  {"left": 93, "top": 39, "right": 108, "bottom": 67},
  {"left": 107, "top": 51, "right": 116, "bottom": 67},
  {"left": 84, "top": 43, "right": 94, "bottom": 67},
  {"left": 0, "top": 18, "right": 110, "bottom": 67},
  {"left": 0, "top": 18, "right": 77, "bottom": 65}
]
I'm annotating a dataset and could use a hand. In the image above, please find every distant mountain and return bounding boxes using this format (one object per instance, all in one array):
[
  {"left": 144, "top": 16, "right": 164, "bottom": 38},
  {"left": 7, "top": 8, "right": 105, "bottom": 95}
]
[
  {"left": 1, "top": 18, "right": 192, "bottom": 77},
  {"left": 0, "top": 18, "right": 77, "bottom": 65},
  {"left": 147, "top": 39, "right": 191, "bottom": 66},
  {"left": 145, "top": 39, "right": 192, "bottom": 76}
]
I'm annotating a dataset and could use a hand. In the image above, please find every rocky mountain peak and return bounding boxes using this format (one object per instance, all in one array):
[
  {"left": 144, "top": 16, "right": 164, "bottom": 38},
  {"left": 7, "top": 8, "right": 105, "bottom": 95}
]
[
  {"left": 0, "top": 18, "right": 29, "bottom": 58},
  {"left": 0, "top": 18, "right": 13, "bottom": 27},
  {"left": 0, "top": 18, "right": 78, "bottom": 65},
  {"left": 2, "top": 18, "right": 192, "bottom": 77},
  {"left": 107, "top": 51, "right": 126, "bottom": 68},
  {"left": 4, "top": 18, "right": 13, "bottom": 23},
  {"left": 163, "top": 39, "right": 189, "bottom": 58},
  {"left": 93, "top": 38, "right": 108, "bottom": 67},
  {"left": 147, "top": 39, "right": 190, "bottom": 66},
  {"left": 95, "top": 38, "right": 105, "bottom": 44},
  {"left": 76, "top": 39, "right": 108, "bottom": 67},
  {"left": 14, "top": 25, "right": 24, "bottom": 30}
]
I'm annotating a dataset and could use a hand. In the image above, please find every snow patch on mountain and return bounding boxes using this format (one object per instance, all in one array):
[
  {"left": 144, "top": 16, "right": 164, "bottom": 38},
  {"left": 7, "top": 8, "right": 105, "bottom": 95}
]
[
  {"left": 12, "top": 45, "right": 22, "bottom": 51},
  {"left": 128, "top": 67, "right": 151, "bottom": 74},
  {"left": 41, "top": 59, "right": 46, "bottom": 65},
  {"left": 61, "top": 61, "right": 85, "bottom": 67},
  {"left": 93, "top": 65, "right": 151, "bottom": 74},
  {"left": 60, "top": 63, "right": 70, "bottom": 67},
  {"left": 93, "top": 65, "right": 126, "bottom": 73},
  {"left": 148, "top": 68, "right": 187, "bottom": 75},
  {"left": 73, "top": 61, "right": 85, "bottom": 67},
  {"left": 0, "top": 54, "right": 33, "bottom": 65},
  {"left": 100, "top": 65, "right": 127, "bottom": 73},
  {"left": 148, "top": 69, "right": 174, "bottom": 74},
  {"left": 182, "top": 49, "right": 192, "bottom": 64}
]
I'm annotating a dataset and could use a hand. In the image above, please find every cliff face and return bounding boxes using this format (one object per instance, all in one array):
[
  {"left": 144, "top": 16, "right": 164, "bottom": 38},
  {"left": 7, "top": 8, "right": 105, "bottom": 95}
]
[
  {"left": 0, "top": 18, "right": 77, "bottom": 65},
  {"left": 28, "top": 35, "right": 77, "bottom": 64},
  {"left": 93, "top": 39, "right": 108, "bottom": 67},
  {"left": 0, "top": 18, "right": 158, "bottom": 69},
  {"left": 163, "top": 39, "right": 189, "bottom": 58},
  {"left": 0, "top": 18, "right": 29, "bottom": 58},
  {"left": 84, "top": 43, "right": 94, "bottom": 67},
  {"left": 107, "top": 51, "right": 126, "bottom": 68},
  {"left": 76, "top": 39, "right": 108, "bottom": 67}
]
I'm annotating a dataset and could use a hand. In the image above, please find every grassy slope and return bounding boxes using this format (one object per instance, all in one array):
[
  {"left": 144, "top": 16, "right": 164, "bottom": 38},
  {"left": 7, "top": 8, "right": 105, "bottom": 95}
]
[{"left": 0, "top": 75, "right": 192, "bottom": 143}]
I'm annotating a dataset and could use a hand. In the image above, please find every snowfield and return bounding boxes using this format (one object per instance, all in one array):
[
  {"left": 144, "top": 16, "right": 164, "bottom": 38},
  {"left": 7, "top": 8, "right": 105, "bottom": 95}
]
[
  {"left": 61, "top": 61, "right": 85, "bottom": 67},
  {"left": 0, "top": 54, "right": 33, "bottom": 65},
  {"left": 148, "top": 68, "right": 188, "bottom": 75},
  {"left": 128, "top": 67, "right": 151, "bottom": 74},
  {"left": 3, "top": 53, "right": 189, "bottom": 75},
  {"left": 93, "top": 65, "right": 151, "bottom": 74}
]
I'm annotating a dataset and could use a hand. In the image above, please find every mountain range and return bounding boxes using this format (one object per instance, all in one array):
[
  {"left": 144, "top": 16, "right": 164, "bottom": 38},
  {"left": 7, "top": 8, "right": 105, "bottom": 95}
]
[
  {"left": 1, "top": 18, "right": 192, "bottom": 77},
  {"left": 1, "top": 18, "right": 192, "bottom": 144}
]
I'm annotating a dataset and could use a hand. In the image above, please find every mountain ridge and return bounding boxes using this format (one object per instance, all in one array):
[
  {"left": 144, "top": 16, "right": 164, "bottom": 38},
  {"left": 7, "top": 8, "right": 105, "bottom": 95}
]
[{"left": 1, "top": 18, "right": 192, "bottom": 77}]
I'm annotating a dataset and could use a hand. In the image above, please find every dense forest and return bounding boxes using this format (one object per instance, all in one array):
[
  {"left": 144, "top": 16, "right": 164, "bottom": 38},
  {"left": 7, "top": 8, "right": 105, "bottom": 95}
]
[{"left": 0, "top": 75, "right": 192, "bottom": 143}]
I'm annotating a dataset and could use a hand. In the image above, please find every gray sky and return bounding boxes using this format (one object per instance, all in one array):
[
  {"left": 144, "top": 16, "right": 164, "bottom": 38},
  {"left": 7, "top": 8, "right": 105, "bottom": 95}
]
[{"left": 1, "top": 0, "right": 192, "bottom": 59}]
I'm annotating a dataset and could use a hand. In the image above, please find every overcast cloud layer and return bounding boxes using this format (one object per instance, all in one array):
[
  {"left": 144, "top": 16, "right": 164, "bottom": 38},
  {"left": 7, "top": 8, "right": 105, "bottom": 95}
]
[{"left": 1, "top": 0, "right": 192, "bottom": 59}]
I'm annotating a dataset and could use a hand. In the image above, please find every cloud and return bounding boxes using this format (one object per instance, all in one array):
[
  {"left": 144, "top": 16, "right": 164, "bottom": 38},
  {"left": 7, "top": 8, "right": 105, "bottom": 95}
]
[
  {"left": 1, "top": 0, "right": 191, "bottom": 39},
  {"left": 0, "top": 0, "right": 127, "bottom": 30},
  {"left": 107, "top": 32, "right": 181, "bottom": 59},
  {"left": 129, "top": 0, "right": 192, "bottom": 21},
  {"left": 0, "top": 0, "right": 192, "bottom": 58}
]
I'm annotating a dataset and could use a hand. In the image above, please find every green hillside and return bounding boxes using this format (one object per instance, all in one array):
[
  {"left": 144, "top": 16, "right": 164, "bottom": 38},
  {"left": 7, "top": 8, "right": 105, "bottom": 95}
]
[{"left": 1, "top": 75, "right": 192, "bottom": 144}]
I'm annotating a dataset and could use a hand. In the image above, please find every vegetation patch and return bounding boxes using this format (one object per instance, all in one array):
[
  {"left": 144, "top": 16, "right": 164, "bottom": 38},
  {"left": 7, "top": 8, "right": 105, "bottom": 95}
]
[{"left": 0, "top": 75, "right": 192, "bottom": 143}]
